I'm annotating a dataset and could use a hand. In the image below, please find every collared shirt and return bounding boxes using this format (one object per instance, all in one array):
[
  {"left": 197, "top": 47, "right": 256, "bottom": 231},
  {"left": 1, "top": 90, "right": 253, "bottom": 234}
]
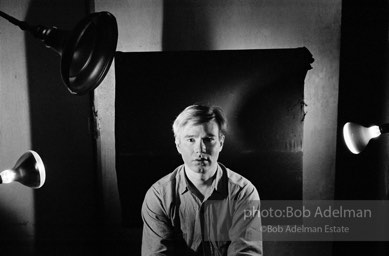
[{"left": 141, "top": 163, "right": 262, "bottom": 256}]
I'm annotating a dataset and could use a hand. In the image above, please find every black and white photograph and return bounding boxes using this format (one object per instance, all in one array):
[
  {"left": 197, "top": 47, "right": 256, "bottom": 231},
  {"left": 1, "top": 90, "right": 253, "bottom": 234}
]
[{"left": 0, "top": 0, "right": 388, "bottom": 255}]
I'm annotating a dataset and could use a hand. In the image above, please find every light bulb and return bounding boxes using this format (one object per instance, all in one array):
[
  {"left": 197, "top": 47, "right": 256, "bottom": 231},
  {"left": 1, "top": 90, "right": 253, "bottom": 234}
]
[
  {"left": 0, "top": 169, "right": 17, "bottom": 184},
  {"left": 343, "top": 122, "right": 381, "bottom": 154}
]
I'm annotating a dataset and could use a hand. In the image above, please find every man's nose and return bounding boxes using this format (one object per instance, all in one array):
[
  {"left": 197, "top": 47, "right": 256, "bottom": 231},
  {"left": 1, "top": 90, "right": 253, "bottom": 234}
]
[{"left": 195, "top": 139, "right": 206, "bottom": 153}]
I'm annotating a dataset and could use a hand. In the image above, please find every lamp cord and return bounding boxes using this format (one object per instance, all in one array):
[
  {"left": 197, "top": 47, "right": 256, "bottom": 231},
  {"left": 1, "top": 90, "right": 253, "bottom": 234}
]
[{"left": 0, "top": 10, "right": 33, "bottom": 32}]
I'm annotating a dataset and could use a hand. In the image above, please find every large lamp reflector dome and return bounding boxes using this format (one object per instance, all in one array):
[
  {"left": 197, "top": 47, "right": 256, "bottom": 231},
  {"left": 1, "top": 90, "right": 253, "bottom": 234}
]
[{"left": 0, "top": 10, "right": 118, "bottom": 95}]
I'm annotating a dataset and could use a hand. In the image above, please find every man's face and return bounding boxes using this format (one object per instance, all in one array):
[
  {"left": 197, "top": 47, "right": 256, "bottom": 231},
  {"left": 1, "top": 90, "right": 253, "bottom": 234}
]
[{"left": 176, "top": 120, "right": 224, "bottom": 175}]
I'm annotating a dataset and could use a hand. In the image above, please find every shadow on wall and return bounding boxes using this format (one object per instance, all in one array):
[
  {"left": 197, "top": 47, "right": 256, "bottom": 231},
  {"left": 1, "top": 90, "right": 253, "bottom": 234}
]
[{"left": 25, "top": 0, "right": 100, "bottom": 255}]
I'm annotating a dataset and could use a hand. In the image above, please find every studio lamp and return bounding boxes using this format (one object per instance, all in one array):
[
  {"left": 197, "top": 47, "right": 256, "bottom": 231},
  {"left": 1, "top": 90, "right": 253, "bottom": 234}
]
[
  {"left": 0, "top": 151, "right": 46, "bottom": 189},
  {"left": 0, "top": 10, "right": 118, "bottom": 95},
  {"left": 343, "top": 122, "right": 389, "bottom": 154}
]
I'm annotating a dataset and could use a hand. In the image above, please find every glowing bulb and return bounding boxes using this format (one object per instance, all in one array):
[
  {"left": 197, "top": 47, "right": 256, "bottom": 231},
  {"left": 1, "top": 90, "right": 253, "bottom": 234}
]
[
  {"left": 0, "top": 169, "right": 17, "bottom": 184},
  {"left": 343, "top": 122, "right": 381, "bottom": 154}
]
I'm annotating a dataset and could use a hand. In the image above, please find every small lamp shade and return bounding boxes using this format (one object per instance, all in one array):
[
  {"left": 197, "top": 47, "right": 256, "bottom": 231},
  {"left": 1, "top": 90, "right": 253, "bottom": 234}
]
[
  {"left": 0, "top": 150, "right": 46, "bottom": 189},
  {"left": 343, "top": 122, "right": 381, "bottom": 154}
]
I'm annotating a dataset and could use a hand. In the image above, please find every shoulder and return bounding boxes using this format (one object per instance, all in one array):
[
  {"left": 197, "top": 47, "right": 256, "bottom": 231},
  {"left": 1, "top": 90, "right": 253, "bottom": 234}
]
[
  {"left": 223, "top": 165, "right": 254, "bottom": 190},
  {"left": 152, "top": 164, "right": 183, "bottom": 189},
  {"left": 143, "top": 165, "right": 183, "bottom": 202},
  {"left": 221, "top": 164, "right": 260, "bottom": 201}
]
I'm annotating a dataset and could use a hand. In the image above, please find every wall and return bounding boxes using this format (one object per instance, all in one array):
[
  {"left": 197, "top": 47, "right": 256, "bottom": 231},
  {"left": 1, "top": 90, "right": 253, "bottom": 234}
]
[
  {"left": 334, "top": 1, "right": 388, "bottom": 255},
  {"left": 93, "top": 0, "right": 163, "bottom": 253},
  {"left": 0, "top": 0, "right": 100, "bottom": 255},
  {"left": 336, "top": 0, "right": 388, "bottom": 199},
  {"left": 25, "top": 0, "right": 100, "bottom": 254},
  {"left": 0, "top": 1, "right": 35, "bottom": 254},
  {"left": 94, "top": 0, "right": 341, "bottom": 255}
]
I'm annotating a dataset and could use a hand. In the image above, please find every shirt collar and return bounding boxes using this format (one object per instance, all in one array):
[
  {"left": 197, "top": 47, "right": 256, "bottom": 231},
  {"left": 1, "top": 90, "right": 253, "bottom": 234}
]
[
  {"left": 177, "top": 165, "right": 188, "bottom": 195},
  {"left": 177, "top": 164, "right": 228, "bottom": 197},
  {"left": 213, "top": 163, "right": 228, "bottom": 197}
]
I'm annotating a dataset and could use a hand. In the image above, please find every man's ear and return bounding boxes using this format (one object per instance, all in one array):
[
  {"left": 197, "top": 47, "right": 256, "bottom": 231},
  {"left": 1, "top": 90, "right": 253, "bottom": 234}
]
[
  {"left": 175, "top": 138, "right": 182, "bottom": 154},
  {"left": 219, "top": 135, "right": 225, "bottom": 150}
]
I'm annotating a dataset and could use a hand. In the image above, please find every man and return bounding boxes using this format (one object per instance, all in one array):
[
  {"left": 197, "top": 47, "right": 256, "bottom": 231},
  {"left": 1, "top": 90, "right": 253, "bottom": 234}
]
[{"left": 141, "top": 104, "right": 262, "bottom": 255}]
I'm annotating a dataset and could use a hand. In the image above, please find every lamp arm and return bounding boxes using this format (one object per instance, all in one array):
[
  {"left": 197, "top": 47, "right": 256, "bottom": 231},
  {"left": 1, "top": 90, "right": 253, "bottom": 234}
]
[
  {"left": 0, "top": 10, "right": 33, "bottom": 32},
  {"left": 379, "top": 123, "right": 389, "bottom": 134},
  {"left": 0, "top": 10, "right": 66, "bottom": 54}
]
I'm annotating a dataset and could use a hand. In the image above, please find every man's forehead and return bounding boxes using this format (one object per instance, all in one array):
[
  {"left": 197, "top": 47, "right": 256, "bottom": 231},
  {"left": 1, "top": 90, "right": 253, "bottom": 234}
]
[{"left": 180, "top": 120, "right": 220, "bottom": 135}]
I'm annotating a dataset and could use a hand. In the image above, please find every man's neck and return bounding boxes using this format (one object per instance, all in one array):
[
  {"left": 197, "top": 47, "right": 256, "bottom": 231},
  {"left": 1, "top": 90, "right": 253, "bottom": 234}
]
[{"left": 184, "top": 165, "right": 218, "bottom": 188}]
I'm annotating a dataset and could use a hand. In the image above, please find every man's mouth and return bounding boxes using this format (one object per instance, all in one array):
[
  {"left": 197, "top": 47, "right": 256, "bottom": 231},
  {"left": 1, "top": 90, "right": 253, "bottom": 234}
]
[{"left": 194, "top": 157, "right": 208, "bottom": 163}]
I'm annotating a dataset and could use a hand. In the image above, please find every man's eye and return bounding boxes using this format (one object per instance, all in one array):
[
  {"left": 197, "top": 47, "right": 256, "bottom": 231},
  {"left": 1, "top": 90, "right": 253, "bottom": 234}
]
[
  {"left": 204, "top": 137, "right": 215, "bottom": 143},
  {"left": 186, "top": 138, "right": 195, "bottom": 143}
]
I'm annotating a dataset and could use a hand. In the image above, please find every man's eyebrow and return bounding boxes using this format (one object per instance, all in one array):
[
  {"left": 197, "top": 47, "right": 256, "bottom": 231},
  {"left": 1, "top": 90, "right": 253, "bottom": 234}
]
[{"left": 183, "top": 134, "right": 217, "bottom": 138}]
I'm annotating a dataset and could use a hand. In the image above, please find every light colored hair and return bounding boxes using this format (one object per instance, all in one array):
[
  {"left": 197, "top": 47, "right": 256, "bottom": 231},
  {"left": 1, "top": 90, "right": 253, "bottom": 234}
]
[{"left": 172, "top": 104, "right": 227, "bottom": 143}]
